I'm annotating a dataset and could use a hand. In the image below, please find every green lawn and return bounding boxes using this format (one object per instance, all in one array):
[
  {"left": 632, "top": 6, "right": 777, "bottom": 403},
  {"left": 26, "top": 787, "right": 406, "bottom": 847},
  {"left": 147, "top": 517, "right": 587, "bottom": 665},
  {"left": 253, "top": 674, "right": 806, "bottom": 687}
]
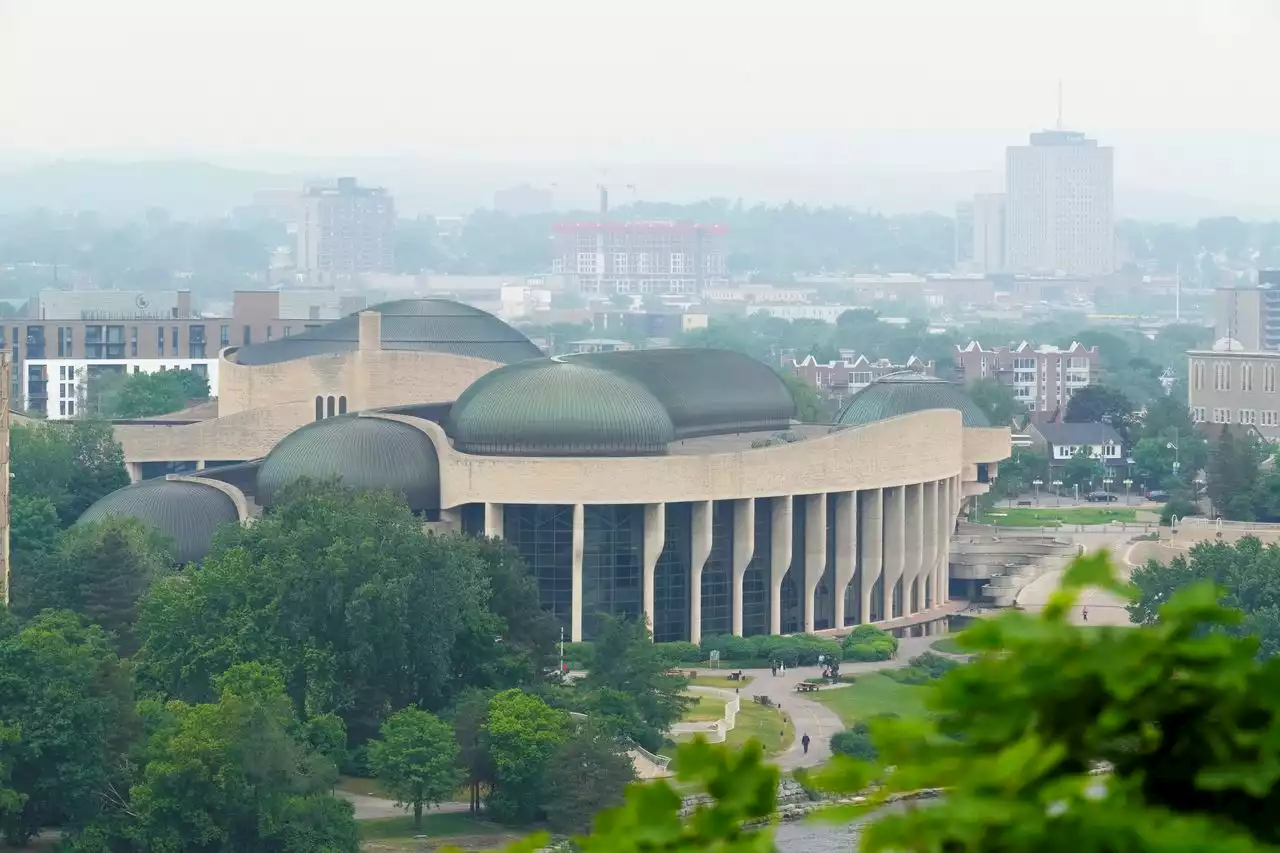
[
  {"left": 725, "top": 697, "right": 793, "bottom": 756},
  {"left": 689, "top": 673, "right": 753, "bottom": 688},
  {"left": 681, "top": 693, "right": 727, "bottom": 722},
  {"left": 337, "top": 775, "right": 396, "bottom": 800},
  {"left": 809, "top": 672, "right": 931, "bottom": 726},
  {"left": 973, "top": 507, "right": 1138, "bottom": 527},
  {"left": 931, "top": 637, "right": 965, "bottom": 655},
  {"left": 359, "top": 813, "right": 523, "bottom": 852}
]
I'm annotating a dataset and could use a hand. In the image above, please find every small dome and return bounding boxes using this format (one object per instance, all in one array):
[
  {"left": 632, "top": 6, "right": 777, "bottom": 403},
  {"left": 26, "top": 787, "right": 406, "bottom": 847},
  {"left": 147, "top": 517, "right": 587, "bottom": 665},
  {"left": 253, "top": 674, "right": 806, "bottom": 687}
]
[
  {"left": 837, "top": 372, "right": 991, "bottom": 428},
  {"left": 1212, "top": 337, "right": 1244, "bottom": 352},
  {"left": 447, "top": 360, "right": 676, "bottom": 456},
  {"left": 256, "top": 415, "right": 441, "bottom": 510},
  {"left": 78, "top": 479, "right": 241, "bottom": 564}
]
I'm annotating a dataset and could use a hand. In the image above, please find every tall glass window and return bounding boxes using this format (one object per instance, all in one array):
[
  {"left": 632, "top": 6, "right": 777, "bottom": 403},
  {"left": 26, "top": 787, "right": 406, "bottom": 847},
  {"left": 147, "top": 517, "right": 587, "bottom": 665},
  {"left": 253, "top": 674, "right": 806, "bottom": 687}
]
[
  {"left": 700, "top": 502, "right": 734, "bottom": 638},
  {"left": 910, "top": 577, "right": 920, "bottom": 614},
  {"left": 780, "top": 498, "right": 806, "bottom": 634},
  {"left": 459, "top": 503, "right": 485, "bottom": 537},
  {"left": 869, "top": 573, "right": 884, "bottom": 622},
  {"left": 924, "top": 572, "right": 933, "bottom": 610},
  {"left": 845, "top": 494, "right": 863, "bottom": 626},
  {"left": 582, "top": 505, "right": 644, "bottom": 640},
  {"left": 892, "top": 576, "right": 904, "bottom": 619},
  {"left": 504, "top": 504, "right": 575, "bottom": 631},
  {"left": 653, "top": 502, "right": 692, "bottom": 642},
  {"left": 741, "top": 498, "right": 772, "bottom": 637},
  {"left": 813, "top": 496, "right": 836, "bottom": 630}
]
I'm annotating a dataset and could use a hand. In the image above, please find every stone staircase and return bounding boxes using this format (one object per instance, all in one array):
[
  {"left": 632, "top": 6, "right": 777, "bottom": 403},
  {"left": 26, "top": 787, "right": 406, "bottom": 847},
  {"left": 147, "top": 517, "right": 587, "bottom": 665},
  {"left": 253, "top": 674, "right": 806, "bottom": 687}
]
[{"left": 952, "top": 524, "right": 1080, "bottom": 607}]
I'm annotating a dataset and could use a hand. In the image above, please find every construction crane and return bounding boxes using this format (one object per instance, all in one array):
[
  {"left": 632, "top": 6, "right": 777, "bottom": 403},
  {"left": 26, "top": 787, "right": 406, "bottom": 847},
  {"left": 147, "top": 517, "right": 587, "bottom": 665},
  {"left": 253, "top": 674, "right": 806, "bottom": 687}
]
[{"left": 597, "top": 181, "right": 635, "bottom": 219}]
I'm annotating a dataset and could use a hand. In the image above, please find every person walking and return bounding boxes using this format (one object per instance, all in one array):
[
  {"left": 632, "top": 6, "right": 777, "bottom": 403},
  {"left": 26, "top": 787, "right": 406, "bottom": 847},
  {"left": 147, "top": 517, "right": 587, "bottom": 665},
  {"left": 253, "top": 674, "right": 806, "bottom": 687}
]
[
  {"left": 1082, "top": 607, "right": 1089, "bottom": 623},
  {"left": 801, "top": 733, "right": 811, "bottom": 755}
]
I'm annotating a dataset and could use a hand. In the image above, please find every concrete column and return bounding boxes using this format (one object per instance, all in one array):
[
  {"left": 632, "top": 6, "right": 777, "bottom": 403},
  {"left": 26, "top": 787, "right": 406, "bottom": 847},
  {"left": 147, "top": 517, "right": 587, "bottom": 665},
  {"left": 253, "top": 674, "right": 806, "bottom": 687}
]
[
  {"left": 642, "top": 503, "right": 666, "bottom": 635},
  {"left": 882, "top": 486, "right": 906, "bottom": 620},
  {"left": 858, "top": 489, "right": 883, "bottom": 624},
  {"left": 571, "top": 503, "right": 585, "bottom": 642},
  {"left": 803, "top": 493, "right": 827, "bottom": 634},
  {"left": 833, "top": 491, "right": 856, "bottom": 628},
  {"left": 357, "top": 310, "right": 382, "bottom": 351},
  {"left": 922, "top": 482, "right": 938, "bottom": 609},
  {"left": 126, "top": 462, "right": 143, "bottom": 484},
  {"left": 689, "top": 500, "right": 713, "bottom": 645},
  {"left": 731, "top": 498, "right": 756, "bottom": 636},
  {"left": 195, "top": 460, "right": 206, "bottom": 471},
  {"left": 483, "top": 502, "right": 504, "bottom": 538},
  {"left": 769, "top": 495, "right": 793, "bottom": 635},
  {"left": 904, "top": 484, "right": 924, "bottom": 614}
]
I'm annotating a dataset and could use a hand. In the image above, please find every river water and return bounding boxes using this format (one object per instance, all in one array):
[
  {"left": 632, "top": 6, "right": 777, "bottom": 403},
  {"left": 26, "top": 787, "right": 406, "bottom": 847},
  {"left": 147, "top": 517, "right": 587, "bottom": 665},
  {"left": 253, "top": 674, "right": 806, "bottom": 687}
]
[{"left": 774, "top": 801, "right": 921, "bottom": 853}]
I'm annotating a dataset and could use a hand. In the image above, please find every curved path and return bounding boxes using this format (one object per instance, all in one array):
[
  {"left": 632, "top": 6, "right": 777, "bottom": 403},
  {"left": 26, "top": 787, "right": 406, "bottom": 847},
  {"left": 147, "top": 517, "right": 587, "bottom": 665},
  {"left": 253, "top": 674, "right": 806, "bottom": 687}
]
[{"left": 1015, "top": 532, "right": 1141, "bottom": 626}]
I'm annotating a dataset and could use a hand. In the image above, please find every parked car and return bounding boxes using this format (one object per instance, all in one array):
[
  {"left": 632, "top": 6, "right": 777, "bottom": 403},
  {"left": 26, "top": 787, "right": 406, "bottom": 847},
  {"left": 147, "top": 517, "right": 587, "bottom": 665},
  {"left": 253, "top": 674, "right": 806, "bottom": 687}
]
[
  {"left": 1146, "top": 490, "right": 1170, "bottom": 502},
  {"left": 1085, "top": 491, "right": 1119, "bottom": 503}
]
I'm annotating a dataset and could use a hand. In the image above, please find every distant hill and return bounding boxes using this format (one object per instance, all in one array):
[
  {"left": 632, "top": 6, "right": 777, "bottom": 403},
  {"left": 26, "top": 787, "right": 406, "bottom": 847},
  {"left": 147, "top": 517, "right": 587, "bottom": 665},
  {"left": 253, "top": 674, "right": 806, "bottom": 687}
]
[{"left": 0, "top": 158, "right": 1273, "bottom": 223}]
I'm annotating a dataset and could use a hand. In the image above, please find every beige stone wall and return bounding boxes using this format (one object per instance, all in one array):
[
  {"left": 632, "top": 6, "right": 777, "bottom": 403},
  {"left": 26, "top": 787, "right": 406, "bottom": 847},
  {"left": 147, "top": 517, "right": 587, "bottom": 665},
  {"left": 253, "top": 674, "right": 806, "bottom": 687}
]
[
  {"left": 218, "top": 349, "right": 503, "bottom": 417},
  {"left": 373, "top": 409, "right": 1008, "bottom": 507}
]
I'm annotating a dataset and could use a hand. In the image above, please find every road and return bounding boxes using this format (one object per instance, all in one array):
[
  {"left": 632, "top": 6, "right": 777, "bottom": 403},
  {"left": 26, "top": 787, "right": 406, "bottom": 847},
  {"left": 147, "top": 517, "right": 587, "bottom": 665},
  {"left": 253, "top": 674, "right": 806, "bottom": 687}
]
[{"left": 1015, "top": 531, "right": 1142, "bottom": 626}]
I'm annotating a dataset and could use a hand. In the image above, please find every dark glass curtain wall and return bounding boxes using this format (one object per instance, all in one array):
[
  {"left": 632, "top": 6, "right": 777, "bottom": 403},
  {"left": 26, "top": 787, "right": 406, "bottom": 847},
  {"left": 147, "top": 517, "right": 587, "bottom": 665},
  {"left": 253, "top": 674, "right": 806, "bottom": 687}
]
[
  {"left": 700, "top": 502, "right": 734, "bottom": 638},
  {"left": 503, "top": 504, "right": 574, "bottom": 631},
  {"left": 780, "top": 497, "right": 806, "bottom": 634},
  {"left": 581, "top": 505, "right": 644, "bottom": 640},
  {"left": 741, "top": 498, "right": 772, "bottom": 637},
  {"left": 845, "top": 493, "right": 863, "bottom": 626},
  {"left": 653, "top": 502, "right": 692, "bottom": 643},
  {"left": 814, "top": 496, "right": 836, "bottom": 631}
]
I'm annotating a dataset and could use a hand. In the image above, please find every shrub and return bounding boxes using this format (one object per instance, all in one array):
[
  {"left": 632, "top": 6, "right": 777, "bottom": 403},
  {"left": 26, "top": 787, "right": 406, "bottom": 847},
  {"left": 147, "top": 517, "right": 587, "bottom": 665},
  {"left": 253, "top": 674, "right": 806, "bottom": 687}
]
[
  {"left": 654, "top": 641, "right": 702, "bottom": 665},
  {"left": 885, "top": 651, "right": 959, "bottom": 685},
  {"left": 563, "top": 642, "right": 595, "bottom": 669},
  {"left": 831, "top": 722, "right": 878, "bottom": 761},
  {"left": 1160, "top": 498, "right": 1200, "bottom": 526},
  {"left": 841, "top": 625, "right": 898, "bottom": 661},
  {"left": 700, "top": 634, "right": 842, "bottom": 667}
]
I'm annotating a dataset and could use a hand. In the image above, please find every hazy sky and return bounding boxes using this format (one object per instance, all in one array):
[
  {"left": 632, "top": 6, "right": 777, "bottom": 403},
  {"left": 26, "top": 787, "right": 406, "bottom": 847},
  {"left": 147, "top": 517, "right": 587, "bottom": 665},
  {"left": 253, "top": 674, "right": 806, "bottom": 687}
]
[{"left": 3, "top": 0, "right": 1280, "bottom": 200}]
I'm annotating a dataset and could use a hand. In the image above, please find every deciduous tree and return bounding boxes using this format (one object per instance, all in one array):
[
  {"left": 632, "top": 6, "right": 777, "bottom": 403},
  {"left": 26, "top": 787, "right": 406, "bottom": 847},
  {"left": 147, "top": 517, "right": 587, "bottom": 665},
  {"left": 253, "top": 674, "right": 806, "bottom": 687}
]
[
  {"left": 368, "top": 707, "right": 461, "bottom": 829},
  {"left": 483, "top": 689, "right": 571, "bottom": 824},
  {"left": 541, "top": 723, "right": 636, "bottom": 834}
]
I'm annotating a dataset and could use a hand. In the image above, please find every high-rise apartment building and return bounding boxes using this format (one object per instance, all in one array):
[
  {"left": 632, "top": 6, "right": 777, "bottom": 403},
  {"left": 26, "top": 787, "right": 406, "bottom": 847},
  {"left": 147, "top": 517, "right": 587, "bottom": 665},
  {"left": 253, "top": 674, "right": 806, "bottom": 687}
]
[
  {"left": 1005, "top": 130, "right": 1114, "bottom": 276},
  {"left": 551, "top": 221, "right": 728, "bottom": 296},
  {"left": 297, "top": 178, "right": 395, "bottom": 285},
  {"left": 1215, "top": 273, "right": 1280, "bottom": 351},
  {"left": 954, "top": 340, "right": 1101, "bottom": 416}
]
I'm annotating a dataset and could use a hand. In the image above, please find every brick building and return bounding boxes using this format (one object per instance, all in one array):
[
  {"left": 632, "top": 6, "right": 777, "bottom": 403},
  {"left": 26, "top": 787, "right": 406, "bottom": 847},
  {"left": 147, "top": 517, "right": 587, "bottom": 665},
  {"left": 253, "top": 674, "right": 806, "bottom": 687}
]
[{"left": 954, "top": 340, "right": 1100, "bottom": 416}]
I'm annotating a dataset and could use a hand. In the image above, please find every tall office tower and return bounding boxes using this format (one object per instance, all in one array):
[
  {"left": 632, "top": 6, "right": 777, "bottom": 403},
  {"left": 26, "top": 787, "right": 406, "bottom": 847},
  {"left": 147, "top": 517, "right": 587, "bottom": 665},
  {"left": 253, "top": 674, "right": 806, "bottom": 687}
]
[
  {"left": 971, "top": 193, "right": 1007, "bottom": 273},
  {"left": 954, "top": 200, "right": 975, "bottom": 268},
  {"left": 297, "top": 178, "right": 396, "bottom": 286},
  {"left": 1005, "top": 130, "right": 1114, "bottom": 276}
]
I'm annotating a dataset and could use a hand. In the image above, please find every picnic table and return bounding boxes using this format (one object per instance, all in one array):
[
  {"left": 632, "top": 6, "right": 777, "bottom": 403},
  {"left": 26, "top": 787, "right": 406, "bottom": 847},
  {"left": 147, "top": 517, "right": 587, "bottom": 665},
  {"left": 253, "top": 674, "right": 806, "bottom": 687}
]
[{"left": 794, "top": 681, "right": 820, "bottom": 693}]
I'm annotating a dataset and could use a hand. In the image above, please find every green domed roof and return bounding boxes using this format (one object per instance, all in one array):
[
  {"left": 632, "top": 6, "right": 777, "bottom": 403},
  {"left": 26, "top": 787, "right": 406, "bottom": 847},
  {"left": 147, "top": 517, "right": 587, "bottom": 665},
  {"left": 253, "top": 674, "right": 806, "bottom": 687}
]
[
  {"left": 234, "top": 298, "right": 543, "bottom": 366},
  {"left": 447, "top": 360, "right": 676, "bottom": 456},
  {"left": 568, "top": 349, "right": 796, "bottom": 437},
  {"left": 78, "top": 479, "right": 240, "bottom": 564},
  {"left": 256, "top": 415, "right": 441, "bottom": 509},
  {"left": 837, "top": 372, "right": 991, "bottom": 428}
]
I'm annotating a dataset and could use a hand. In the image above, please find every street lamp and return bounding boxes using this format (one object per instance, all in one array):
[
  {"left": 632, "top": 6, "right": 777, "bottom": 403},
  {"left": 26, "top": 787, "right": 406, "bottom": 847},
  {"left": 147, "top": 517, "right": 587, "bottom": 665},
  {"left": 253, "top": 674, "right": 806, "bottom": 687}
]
[
  {"left": 1103, "top": 477, "right": 1114, "bottom": 501},
  {"left": 1123, "top": 478, "right": 1134, "bottom": 505},
  {"left": 1052, "top": 479, "right": 1063, "bottom": 507},
  {"left": 1032, "top": 478, "right": 1043, "bottom": 505},
  {"left": 1194, "top": 473, "right": 1208, "bottom": 515},
  {"left": 1073, "top": 482, "right": 1080, "bottom": 504}
]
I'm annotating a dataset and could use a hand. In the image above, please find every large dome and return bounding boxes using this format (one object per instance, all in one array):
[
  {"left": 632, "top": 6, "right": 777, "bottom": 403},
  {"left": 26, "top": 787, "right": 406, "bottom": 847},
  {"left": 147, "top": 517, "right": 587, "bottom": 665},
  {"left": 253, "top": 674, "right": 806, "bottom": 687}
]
[
  {"left": 837, "top": 372, "right": 991, "bottom": 428},
  {"left": 447, "top": 360, "right": 676, "bottom": 456},
  {"left": 232, "top": 298, "right": 543, "bottom": 366},
  {"left": 77, "top": 479, "right": 241, "bottom": 564},
  {"left": 256, "top": 415, "right": 441, "bottom": 510}
]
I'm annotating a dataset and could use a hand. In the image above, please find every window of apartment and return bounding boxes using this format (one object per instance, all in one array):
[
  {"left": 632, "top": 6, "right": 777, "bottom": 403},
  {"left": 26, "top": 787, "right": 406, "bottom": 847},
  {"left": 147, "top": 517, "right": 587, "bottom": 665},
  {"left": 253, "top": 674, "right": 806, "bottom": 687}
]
[
  {"left": 1214, "top": 361, "right": 1232, "bottom": 391},
  {"left": 1242, "top": 363, "right": 1254, "bottom": 392},
  {"left": 283, "top": 326, "right": 292, "bottom": 337},
  {"left": 130, "top": 326, "right": 138, "bottom": 358},
  {"left": 56, "top": 326, "right": 73, "bottom": 357},
  {"left": 1213, "top": 408, "right": 1233, "bottom": 424},
  {"left": 191, "top": 363, "right": 208, "bottom": 380},
  {"left": 189, "top": 325, "right": 206, "bottom": 359},
  {"left": 219, "top": 325, "right": 230, "bottom": 348},
  {"left": 243, "top": 326, "right": 252, "bottom": 346},
  {"left": 1013, "top": 358, "right": 1037, "bottom": 370},
  {"left": 172, "top": 327, "right": 179, "bottom": 351},
  {"left": 1263, "top": 410, "right": 1279, "bottom": 427},
  {"left": 1241, "top": 409, "right": 1257, "bottom": 425},
  {"left": 1193, "top": 360, "right": 1206, "bottom": 390},
  {"left": 851, "top": 371, "right": 872, "bottom": 385},
  {"left": 1193, "top": 407, "right": 1206, "bottom": 423},
  {"left": 670, "top": 253, "right": 685, "bottom": 274},
  {"left": 157, "top": 326, "right": 165, "bottom": 357},
  {"left": 1267, "top": 364, "right": 1277, "bottom": 393},
  {"left": 104, "top": 325, "right": 125, "bottom": 359},
  {"left": 1068, "top": 357, "right": 1089, "bottom": 370}
]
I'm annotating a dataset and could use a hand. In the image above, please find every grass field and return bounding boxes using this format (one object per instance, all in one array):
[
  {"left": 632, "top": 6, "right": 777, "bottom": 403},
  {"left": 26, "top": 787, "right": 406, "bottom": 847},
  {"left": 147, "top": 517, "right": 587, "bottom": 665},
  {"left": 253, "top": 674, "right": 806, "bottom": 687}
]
[
  {"left": 337, "top": 775, "right": 396, "bottom": 799},
  {"left": 809, "top": 672, "right": 931, "bottom": 726},
  {"left": 359, "top": 813, "right": 522, "bottom": 852},
  {"left": 973, "top": 507, "right": 1138, "bottom": 527},
  {"left": 681, "top": 693, "right": 727, "bottom": 722},
  {"left": 931, "top": 637, "right": 966, "bottom": 655},
  {"left": 724, "top": 698, "right": 793, "bottom": 756}
]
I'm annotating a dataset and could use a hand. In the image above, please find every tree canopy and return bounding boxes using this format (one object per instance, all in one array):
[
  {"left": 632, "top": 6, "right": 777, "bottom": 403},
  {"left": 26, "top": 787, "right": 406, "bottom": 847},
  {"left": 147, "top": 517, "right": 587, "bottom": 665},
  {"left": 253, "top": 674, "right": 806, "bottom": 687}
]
[
  {"left": 968, "top": 377, "right": 1019, "bottom": 427},
  {"left": 368, "top": 708, "right": 461, "bottom": 829},
  {"left": 10, "top": 420, "right": 129, "bottom": 527},
  {"left": 86, "top": 368, "right": 210, "bottom": 419}
]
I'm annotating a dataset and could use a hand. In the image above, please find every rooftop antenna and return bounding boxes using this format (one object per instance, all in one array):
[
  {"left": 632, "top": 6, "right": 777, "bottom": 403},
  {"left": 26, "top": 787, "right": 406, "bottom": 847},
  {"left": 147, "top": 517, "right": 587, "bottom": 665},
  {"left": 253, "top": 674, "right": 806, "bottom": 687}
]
[{"left": 1056, "top": 80, "right": 1064, "bottom": 130}]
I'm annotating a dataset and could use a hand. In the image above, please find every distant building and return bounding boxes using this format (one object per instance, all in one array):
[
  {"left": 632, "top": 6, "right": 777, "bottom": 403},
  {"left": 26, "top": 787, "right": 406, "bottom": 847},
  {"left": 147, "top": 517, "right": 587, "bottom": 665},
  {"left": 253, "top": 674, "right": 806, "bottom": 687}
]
[
  {"left": 954, "top": 194, "right": 1006, "bottom": 273},
  {"left": 297, "top": 178, "right": 395, "bottom": 285},
  {"left": 954, "top": 200, "right": 974, "bottom": 268},
  {"left": 1214, "top": 275, "right": 1280, "bottom": 351},
  {"left": 551, "top": 221, "right": 728, "bottom": 297},
  {"left": 784, "top": 355, "right": 934, "bottom": 398},
  {"left": 592, "top": 309, "right": 708, "bottom": 341},
  {"left": 1188, "top": 277, "right": 1280, "bottom": 440},
  {"left": 745, "top": 304, "right": 861, "bottom": 323},
  {"left": 567, "top": 338, "right": 636, "bottom": 354},
  {"left": 1006, "top": 130, "right": 1114, "bottom": 276},
  {"left": 494, "top": 184, "right": 553, "bottom": 216},
  {"left": 954, "top": 341, "right": 1101, "bottom": 414},
  {"left": 1027, "top": 421, "right": 1125, "bottom": 470}
]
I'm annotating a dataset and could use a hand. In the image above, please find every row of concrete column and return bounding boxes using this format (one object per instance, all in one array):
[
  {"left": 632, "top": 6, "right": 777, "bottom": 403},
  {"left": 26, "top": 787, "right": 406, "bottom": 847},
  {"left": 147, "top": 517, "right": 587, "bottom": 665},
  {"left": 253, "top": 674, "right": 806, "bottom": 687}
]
[{"left": 482, "top": 477, "right": 962, "bottom": 643}]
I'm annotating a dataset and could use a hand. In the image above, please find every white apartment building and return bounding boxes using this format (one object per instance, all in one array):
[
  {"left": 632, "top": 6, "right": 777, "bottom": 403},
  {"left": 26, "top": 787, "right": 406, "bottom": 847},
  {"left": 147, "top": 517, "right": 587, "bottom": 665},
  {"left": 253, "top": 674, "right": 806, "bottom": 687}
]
[
  {"left": 30, "top": 358, "right": 220, "bottom": 420},
  {"left": 745, "top": 304, "right": 861, "bottom": 323},
  {"left": 1006, "top": 130, "right": 1114, "bottom": 276},
  {"left": 954, "top": 341, "right": 1101, "bottom": 415}
]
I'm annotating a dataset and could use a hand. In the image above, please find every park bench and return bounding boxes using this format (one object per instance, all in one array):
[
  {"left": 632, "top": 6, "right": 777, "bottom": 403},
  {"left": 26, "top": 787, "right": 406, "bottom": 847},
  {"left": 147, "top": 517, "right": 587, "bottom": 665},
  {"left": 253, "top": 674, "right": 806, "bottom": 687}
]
[
  {"left": 752, "top": 695, "right": 774, "bottom": 707},
  {"left": 795, "top": 682, "right": 820, "bottom": 693}
]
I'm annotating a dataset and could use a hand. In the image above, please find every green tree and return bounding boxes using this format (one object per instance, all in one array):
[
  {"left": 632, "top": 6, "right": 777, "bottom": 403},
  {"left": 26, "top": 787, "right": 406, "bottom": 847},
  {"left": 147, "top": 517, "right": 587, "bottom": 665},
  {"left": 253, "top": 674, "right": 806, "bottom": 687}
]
[
  {"left": 8, "top": 494, "right": 60, "bottom": 570},
  {"left": 968, "top": 377, "right": 1019, "bottom": 427},
  {"left": 830, "top": 721, "right": 879, "bottom": 761},
  {"left": 989, "top": 447, "right": 1050, "bottom": 501},
  {"left": 580, "top": 615, "right": 691, "bottom": 751},
  {"left": 12, "top": 518, "right": 171, "bottom": 655},
  {"left": 0, "top": 724, "right": 22, "bottom": 837},
  {"left": 99, "top": 663, "right": 357, "bottom": 853},
  {"left": 1130, "top": 436, "right": 1176, "bottom": 490},
  {"left": 483, "top": 689, "right": 571, "bottom": 824},
  {"left": 451, "top": 688, "right": 496, "bottom": 814},
  {"left": 1060, "top": 447, "right": 1105, "bottom": 491},
  {"left": 0, "top": 611, "right": 135, "bottom": 845},
  {"left": 135, "top": 483, "right": 507, "bottom": 745},
  {"left": 10, "top": 421, "right": 129, "bottom": 527},
  {"left": 1205, "top": 426, "right": 1264, "bottom": 520},
  {"left": 841, "top": 624, "right": 898, "bottom": 661},
  {"left": 1063, "top": 385, "right": 1135, "bottom": 444},
  {"left": 540, "top": 723, "right": 636, "bottom": 834},
  {"left": 368, "top": 708, "right": 461, "bottom": 829},
  {"left": 777, "top": 372, "right": 826, "bottom": 423}
]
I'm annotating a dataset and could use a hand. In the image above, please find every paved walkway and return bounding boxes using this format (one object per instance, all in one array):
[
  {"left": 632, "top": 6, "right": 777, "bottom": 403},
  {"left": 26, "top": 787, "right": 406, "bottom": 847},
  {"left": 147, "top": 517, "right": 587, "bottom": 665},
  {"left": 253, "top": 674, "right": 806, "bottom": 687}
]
[
  {"left": 338, "top": 790, "right": 473, "bottom": 820},
  {"left": 1015, "top": 534, "right": 1140, "bottom": 626},
  {"left": 730, "top": 635, "right": 939, "bottom": 770}
]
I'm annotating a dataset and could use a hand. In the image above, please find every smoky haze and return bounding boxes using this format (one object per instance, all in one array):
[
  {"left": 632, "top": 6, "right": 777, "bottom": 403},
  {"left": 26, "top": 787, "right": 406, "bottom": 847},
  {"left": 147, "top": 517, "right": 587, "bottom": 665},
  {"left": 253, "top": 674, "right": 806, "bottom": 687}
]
[{"left": 2, "top": 0, "right": 1279, "bottom": 214}]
